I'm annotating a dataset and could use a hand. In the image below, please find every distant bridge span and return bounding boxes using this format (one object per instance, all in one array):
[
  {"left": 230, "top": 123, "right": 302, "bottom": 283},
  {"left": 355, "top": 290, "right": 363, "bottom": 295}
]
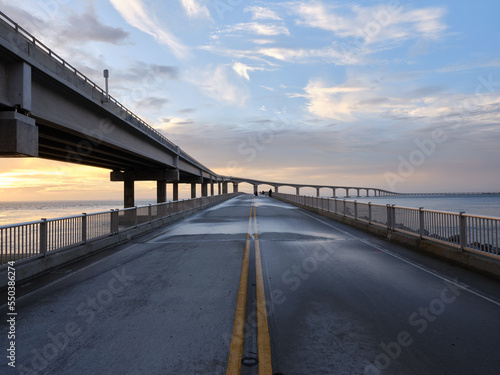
[{"left": 225, "top": 177, "right": 400, "bottom": 197}]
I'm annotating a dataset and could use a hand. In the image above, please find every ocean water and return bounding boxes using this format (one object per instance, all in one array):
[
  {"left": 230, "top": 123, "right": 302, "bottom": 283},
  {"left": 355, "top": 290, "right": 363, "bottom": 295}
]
[
  {"left": 1, "top": 194, "right": 500, "bottom": 227},
  {"left": 0, "top": 199, "right": 157, "bottom": 226}
]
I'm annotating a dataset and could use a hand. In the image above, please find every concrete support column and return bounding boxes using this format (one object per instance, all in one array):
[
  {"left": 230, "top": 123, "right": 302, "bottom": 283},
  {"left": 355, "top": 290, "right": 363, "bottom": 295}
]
[
  {"left": 332, "top": 188, "right": 336, "bottom": 198},
  {"left": 275, "top": 186, "right": 279, "bottom": 193},
  {"left": 218, "top": 183, "right": 221, "bottom": 195},
  {"left": 316, "top": 187, "right": 320, "bottom": 197},
  {"left": 191, "top": 183, "right": 197, "bottom": 199},
  {"left": 296, "top": 187, "right": 300, "bottom": 195},
  {"left": 356, "top": 188, "right": 361, "bottom": 197},
  {"left": 0, "top": 112, "right": 38, "bottom": 157},
  {"left": 9, "top": 62, "right": 32, "bottom": 112},
  {"left": 202, "top": 182, "right": 208, "bottom": 197},
  {"left": 253, "top": 185, "right": 258, "bottom": 195},
  {"left": 124, "top": 179, "right": 134, "bottom": 208},
  {"left": 172, "top": 183, "right": 179, "bottom": 201},
  {"left": 210, "top": 182, "right": 214, "bottom": 196},
  {"left": 157, "top": 180, "right": 167, "bottom": 203},
  {"left": 222, "top": 182, "right": 228, "bottom": 194},
  {"left": 345, "top": 188, "right": 349, "bottom": 197},
  {"left": 233, "top": 183, "right": 239, "bottom": 193}
]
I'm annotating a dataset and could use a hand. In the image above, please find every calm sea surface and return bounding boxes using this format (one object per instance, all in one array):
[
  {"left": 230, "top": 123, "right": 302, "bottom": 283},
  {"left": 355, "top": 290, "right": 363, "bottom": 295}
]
[
  {"left": 1, "top": 194, "right": 500, "bottom": 226},
  {"left": 0, "top": 199, "right": 156, "bottom": 226}
]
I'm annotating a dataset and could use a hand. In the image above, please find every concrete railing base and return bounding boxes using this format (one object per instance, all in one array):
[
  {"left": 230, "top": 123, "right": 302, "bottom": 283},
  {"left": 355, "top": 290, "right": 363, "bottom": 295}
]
[{"left": 276, "top": 198, "right": 500, "bottom": 280}]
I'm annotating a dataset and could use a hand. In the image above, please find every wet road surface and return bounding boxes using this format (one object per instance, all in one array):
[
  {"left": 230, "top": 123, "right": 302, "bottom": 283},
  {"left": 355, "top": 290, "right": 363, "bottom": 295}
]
[{"left": 1, "top": 195, "right": 500, "bottom": 374}]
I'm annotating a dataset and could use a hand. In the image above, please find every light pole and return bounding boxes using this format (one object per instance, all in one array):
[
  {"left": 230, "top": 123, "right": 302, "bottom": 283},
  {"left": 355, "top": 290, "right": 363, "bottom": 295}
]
[{"left": 103, "top": 69, "right": 109, "bottom": 102}]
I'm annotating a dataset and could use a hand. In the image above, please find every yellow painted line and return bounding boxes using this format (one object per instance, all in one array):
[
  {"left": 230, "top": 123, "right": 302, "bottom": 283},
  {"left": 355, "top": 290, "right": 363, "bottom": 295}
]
[
  {"left": 254, "top": 207, "right": 273, "bottom": 375},
  {"left": 226, "top": 200, "right": 253, "bottom": 375}
]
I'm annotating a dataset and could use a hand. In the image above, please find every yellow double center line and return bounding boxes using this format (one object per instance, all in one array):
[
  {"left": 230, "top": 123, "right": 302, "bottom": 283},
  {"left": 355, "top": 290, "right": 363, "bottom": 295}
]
[{"left": 226, "top": 200, "right": 272, "bottom": 375}]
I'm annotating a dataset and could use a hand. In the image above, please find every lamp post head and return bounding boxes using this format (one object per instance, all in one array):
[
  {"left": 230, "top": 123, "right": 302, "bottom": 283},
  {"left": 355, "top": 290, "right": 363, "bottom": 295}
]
[{"left": 103, "top": 69, "right": 109, "bottom": 78}]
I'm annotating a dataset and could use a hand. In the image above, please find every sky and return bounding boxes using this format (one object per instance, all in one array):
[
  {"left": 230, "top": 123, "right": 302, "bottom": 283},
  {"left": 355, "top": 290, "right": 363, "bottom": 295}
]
[{"left": 0, "top": 0, "right": 500, "bottom": 201}]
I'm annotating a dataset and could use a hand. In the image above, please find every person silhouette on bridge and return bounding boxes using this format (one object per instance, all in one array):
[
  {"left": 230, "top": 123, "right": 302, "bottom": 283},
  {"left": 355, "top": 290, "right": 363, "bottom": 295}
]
[{"left": 268, "top": 189, "right": 272, "bottom": 197}]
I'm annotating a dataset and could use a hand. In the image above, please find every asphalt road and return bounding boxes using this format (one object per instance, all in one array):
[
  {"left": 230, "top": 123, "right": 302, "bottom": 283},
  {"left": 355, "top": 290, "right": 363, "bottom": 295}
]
[{"left": 1, "top": 195, "right": 499, "bottom": 374}]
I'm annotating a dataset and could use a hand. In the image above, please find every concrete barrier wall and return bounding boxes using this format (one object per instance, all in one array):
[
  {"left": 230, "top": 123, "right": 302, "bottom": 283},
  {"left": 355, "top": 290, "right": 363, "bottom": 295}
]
[{"left": 275, "top": 197, "right": 500, "bottom": 280}]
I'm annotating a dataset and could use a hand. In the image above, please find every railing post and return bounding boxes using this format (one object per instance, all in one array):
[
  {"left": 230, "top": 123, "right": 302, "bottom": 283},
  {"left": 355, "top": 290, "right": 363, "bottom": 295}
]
[
  {"left": 368, "top": 202, "right": 372, "bottom": 223},
  {"left": 459, "top": 212, "right": 467, "bottom": 250},
  {"left": 111, "top": 209, "right": 118, "bottom": 234},
  {"left": 392, "top": 205, "right": 396, "bottom": 230},
  {"left": 386, "top": 205, "right": 392, "bottom": 230},
  {"left": 343, "top": 199, "right": 346, "bottom": 217},
  {"left": 39, "top": 218, "right": 47, "bottom": 256},
  {"left": 148, "top": 204, "right": 152, "bottom": 223},
  {"left": 134, "top": 206, "right": 138, "bottom": 227},
  {"left": 354, "top": 201, "right": 358, "bottom": 220},
  {"left": 82, "top": 213, "right": 87, "bottom": 243},
  {"left": 419, "top": 207, "right": 425, "bottom": 238}
]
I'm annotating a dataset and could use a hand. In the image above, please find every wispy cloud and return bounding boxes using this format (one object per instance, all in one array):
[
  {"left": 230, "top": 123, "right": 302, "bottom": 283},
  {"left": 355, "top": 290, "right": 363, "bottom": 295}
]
[
  {"left": 186, "top": 65, "right": 250, "bottom": 106},
  {"left": 292, "top": 1, "right": 447, "bottom": 46},
  {"left": 232, "top": 62, "right": 267, "bottom": 80},
  {"left": 223, "top": 22, "right": 290, "bottom": 37},
  {"left": 245, "top": 6, "right": 282, "bottom": 21},
  {"left": 109, "top": 0, "right": 189, "bottom": 58},
  {"left": 180, "top": 0, "right": 212, "bottom": 20}
]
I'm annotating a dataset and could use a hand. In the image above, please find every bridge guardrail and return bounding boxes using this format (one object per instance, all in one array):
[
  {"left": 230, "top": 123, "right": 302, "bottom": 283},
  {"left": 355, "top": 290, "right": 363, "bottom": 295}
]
[
  {"left": 274, "top": 193, "right": 500, "bottom": 260},
  {"left": 0, "top": 11, "right": 214, "bottom": 177},
  {"left": 0, "top": 194, "right": 239, "bottom": 266}
]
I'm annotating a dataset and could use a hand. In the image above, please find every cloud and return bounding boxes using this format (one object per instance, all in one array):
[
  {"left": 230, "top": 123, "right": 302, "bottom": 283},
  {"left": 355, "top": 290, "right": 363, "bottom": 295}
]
[
  {"left": 62, "top": 4, "right": 129, "bottom": 44},
  {"left": 257, "top": 45, "right": 363, "bottom": 65},
  {"left": 437, "top": 59, "right": 500, "bottom": 73},
  {"left": 118, "top": 62, "right": 179, "bottom": 81},
  {"left": 180, "top": 0, "right": 212, "bottom": 19},
  {"left": 298, "top": 72, "right": 500, "bottom": 127},
  {"left": 109, "top": 0, "right": 189, "bottom": 58},
  {"left": 225, "top": 22, "right": 290, "bottom": 37},
  {"left": 177, "top": 108, "right": 196, "bottom": 114},
  {"left": 0, "top": 1, "right": 129, "bottom": 45},
  {"left": 186, "top": 65, "right": 250, "bottom": 106},
  {"left": 292, "top": 1, "right": 447, "bottom": 47},
  {"left": 134, "top": 97, "right": 169, "bottom": 111},
  {"left": 232, "top": 62, "right": 267, "bottom": 80},
  {"left": 245, "top": 6, "right": 282, "bottom": 21},
  {"left": 301, "top": 80, "right": 366, "bottom": 121}
]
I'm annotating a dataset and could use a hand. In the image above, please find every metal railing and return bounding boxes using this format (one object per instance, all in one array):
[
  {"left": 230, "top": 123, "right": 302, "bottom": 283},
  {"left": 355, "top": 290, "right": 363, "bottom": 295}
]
[
  {"left": 0, "top": 194, "right": 238, "bottom": 266},
  {"left": 274, "top": 193, "right": 500, "bottom": 260},
  {"left": 0, "top": 11, "right": 214, "bottom": 176}
]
